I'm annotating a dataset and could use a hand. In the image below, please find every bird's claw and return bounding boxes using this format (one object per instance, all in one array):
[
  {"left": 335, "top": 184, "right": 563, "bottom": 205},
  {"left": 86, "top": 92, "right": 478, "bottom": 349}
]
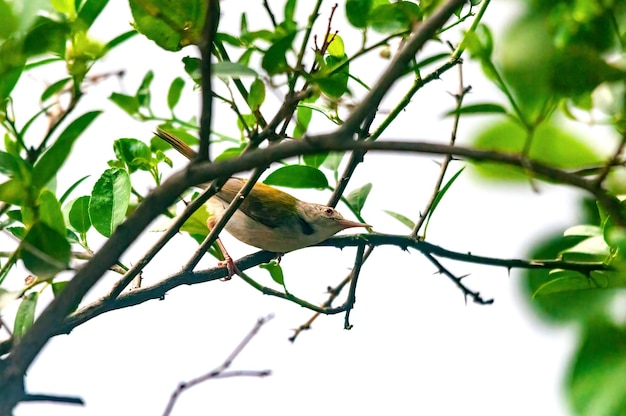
[{"left": 218, "top": 255, "right": 241, "bottom": 281}]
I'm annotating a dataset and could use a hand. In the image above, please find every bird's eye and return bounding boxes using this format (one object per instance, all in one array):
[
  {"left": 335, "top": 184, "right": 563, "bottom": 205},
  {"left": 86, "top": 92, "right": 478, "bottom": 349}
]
[{"left": 324, "top": 207, "right": 334, "bottom": 215}]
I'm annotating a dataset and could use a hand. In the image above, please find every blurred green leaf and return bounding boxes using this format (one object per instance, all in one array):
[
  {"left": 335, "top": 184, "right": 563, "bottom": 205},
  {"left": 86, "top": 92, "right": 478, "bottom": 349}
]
[
  {"left": 383, "top": 210, "right": 415, "bottom": 230},
  {"left": 315, "top": 54, "right": 349, "bottom": 98},
  {"left": 370, "top": 2, "right": 421, "bottom": 33},
  {"left": 89, "top": 168, "right": 131, "bottom": 237},
  {"left": 303, "top": 152, "right": 328, "bottom": 169},
  {"left": 135, "top": 70, "right": 154, "bottom": 109},
  {"left": 262, "top": 32, "right": 296, "bottom": 75},
  {"left": 32, "top": 111, "right": 101, "bottom": 189},
  {"left": 109, "top": 92, "right": 140, "bottom": 116},
  {"left": 444, "top": 103, "right": 507, "bottom": 117},
  {"left": 129, "top": 0, "right": 207, "bottom": 51},
  {"left": 213, "top": 61, "right": 258, "bottom": 78},
  {"left": 0, "top": 37, "right": 26, "bottom": 100},
  {"left": 0, "top": 1, "right": 18, "bottom": 38},
  {"left": 0, "top": 179, "right": 29, "bottom": 205},
  {"left": 470, "top": 120, "right": 601, "bottom": 181},
  {"left": 523, "top": 231, "right": 610, "bottom": 323},
  {"left": 568, "top": 320, "right": 626, "bottom": 416},
  {"left": 264, "top": 166, "right": 329, "bottom": 189},
  {"left": 247, "top": 78, "right": 265, "bottom": 111},
  {"left": 13, "top": 292, "right": 38, "bottom": 338},
  {"left": 20, "top": 221, "right": 70, "bottom": 277},
  {"left": 167, "top": 77, "right": 185, "bottom": 110},
  {"left": 180, "top": 206, "right": 209, "bottom": 236},
  {"left": 59, "top": 174, "right": 90, "bottom": 203},
  {"left": 41, "top": 77, "right": 71, "bottom": 102},
  {"left": 77, "top": 0, "right": 108, "bottom": 28},
  {"left": 346, "top": 183, "right": 372, "bottom": 216},
  {"left": 294, "top": 104, "right": 313, "bottom": 139},
  {"left": 345, "top": 0, "right": 372, "bottom": 28},
  {"left": 37, "top": 190, "right": 65, "bottom": 235}
]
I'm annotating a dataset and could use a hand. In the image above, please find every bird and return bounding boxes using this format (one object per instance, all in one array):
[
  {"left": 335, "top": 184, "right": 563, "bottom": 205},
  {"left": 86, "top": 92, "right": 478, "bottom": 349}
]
[{"left": 154, "top": 128, "right": 370, "bottom": 278}]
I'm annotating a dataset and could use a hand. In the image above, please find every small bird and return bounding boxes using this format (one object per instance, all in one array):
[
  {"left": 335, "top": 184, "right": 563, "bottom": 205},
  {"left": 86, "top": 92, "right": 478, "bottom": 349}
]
[{"left": 155, "top": 128, "right": 370, "bottom": 278}]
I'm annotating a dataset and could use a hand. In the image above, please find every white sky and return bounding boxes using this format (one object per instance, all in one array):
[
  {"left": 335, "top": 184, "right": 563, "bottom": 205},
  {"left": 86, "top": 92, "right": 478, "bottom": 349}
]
[{"left": 5, "top": 1, "right": 608, "bottom": 415}]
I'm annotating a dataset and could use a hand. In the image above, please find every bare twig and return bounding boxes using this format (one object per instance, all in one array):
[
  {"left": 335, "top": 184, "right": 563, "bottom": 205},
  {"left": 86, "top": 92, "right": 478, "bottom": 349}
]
[
  {"left": 344, "top": 242, "right": 367, "bottom": 330},
  {"left": 162, "top": 315, "right": 273, "bottom": 416},
  {"left": 197, "top": 0, "right": 220, "bottom": 161},
  {"left": 411, "top": 57, "right": 468, "bottom": 238},
  {"left": 422, "top": 252, "right": 494, "bottom": 305}
]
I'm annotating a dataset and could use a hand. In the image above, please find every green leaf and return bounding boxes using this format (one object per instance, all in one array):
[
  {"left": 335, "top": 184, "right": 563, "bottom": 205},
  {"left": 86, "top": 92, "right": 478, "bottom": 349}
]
[
  {"left": 51, "top": 280, "right": 69, "bottom": 297},
  {"left": 0, "top": 1, "right": 18, "bottom": 38},
  {"left": 523, "top": 231, "right": 610, "bottom": 323},
  {"left": 0, "top": 179, "right": 28, "bottom": 205},
  {"left": 20, "top": 221, "right": 70, "bottom": 277},
  {"left": 89, "top": 168, "right": 131, "bottom": 237},
  {"left": 264, "top": 166, "right": 329, "bottom": 189},
  {"left": 423, "top": 167, "right": 465, "bottom": 234},
  {"left": 41, "top": 77, "right": 71, "bottom": 102},
  {"left": 0, "top": 37, "right": 26, "bottom": 100},
  {"left": 59, "top": 174, "right": 90, "bottom": 203},
  {"left": 260, "top": 259, "right": 286, "bottom": 288},
  {"left": 13, "top": 292, "right": 38, "bottom": 338},
  {"left": 444, "top": 103, "right": 507, "bottom": 117},
  {"left": 214, "top": 145, "right": 246, "bottom": 162},
  {"left": 113, "top": 138, "right": 152, "bottom": 172},
  {"left": 180, "top": 206, "right": 209, "bottom": 236},
  {"left": 561, "top": 236, "right": 609, "bottom": 263},
  {"left": 294, "top": 105, "right": 313, "bottom": 138},
  {"left": 135, "top": 70, "right": 154, "bottom": 109},
  {"left": 327, "top": 34, "right": 345, "bottom": 57},
  {"left": 102, "top": 30, "right": 137, "bottom": 55},
  {"left": 261, "top": 32, "right": 296, "bottom": 75},
  {"left": 68, "top": 195, "right": 91, "bottom": 233},
  {"left": 213, "top": 61, "right": 258, "bottom": 78},
  {"left": 284, "top": 0, "right": 296, "bottom": 22},
  {"left": 247, "top": 78, "right": 265, "bottom": 111},
  {"left": 345, "top": 0, "right": 373, "bottom": 28},
  {"left": 109, "top": 92, "right": 140, "bottom": 115},
  {"left": 167, "top": 77, "right": 185, "bottom": 110},
  {"left": 129, "top": 0, "right": 207, "bottom": 51},
  {"left": 369, "top": 3, "right": 420, "bottom": 33},
  {"left": 315, "top": 54, "right": 349, "bottom": 98},
  {"left": 32, "top": 111, "right": 101, "bottom": 189},
  {"left": 346, "top": 183, "right": 372, "bottom": 216},
  {"left": 303, "top": 152, "right": 328, "bottom": 169},
  {"left": 383, "top": 210, "right": 415, "bottom": 230},
  {"left": 77, "top": 0, "right": 109, "bottom": 29},
  {"left": 568, "top": 320, "right": 626, "bottom": 416},
  {"left": 470, "top": 120, "right": 601, "bottom": 181},
  {"left": 37, "top": 190, "right": 65, "bottom": 235},
  {"left": 322, "top": 152, "right": 345, "bottom": 172}
]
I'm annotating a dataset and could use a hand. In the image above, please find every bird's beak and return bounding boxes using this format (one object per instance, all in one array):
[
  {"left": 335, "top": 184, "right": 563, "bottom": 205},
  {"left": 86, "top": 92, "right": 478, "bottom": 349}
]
[{"left": 338, "top": 219, "right": 371, "bottom": 230}]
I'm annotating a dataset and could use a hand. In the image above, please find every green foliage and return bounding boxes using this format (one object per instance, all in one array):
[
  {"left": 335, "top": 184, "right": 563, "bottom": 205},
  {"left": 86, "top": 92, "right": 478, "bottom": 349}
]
[
  {"left": 89, "top": 168, "right": 131, "bottom": 237},
  {"left": 2, "top": 1, "right": 626, "bottom": 413},
  {"left": 129, "top": 0, "right": 208, "bottom": 51}
]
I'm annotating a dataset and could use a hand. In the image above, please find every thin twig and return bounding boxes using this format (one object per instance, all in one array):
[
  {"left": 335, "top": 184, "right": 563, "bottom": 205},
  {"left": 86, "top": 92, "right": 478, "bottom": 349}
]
[
  {"left": 196, "top": 0, "right": 220, "bottom": 161},
  {"left": 422, "top": 252, "right": 493, "bottom": 305},
  {"left": 162, "top": 315, "right": 273, "bottom": 416},
  {"left": 344, "top": 242, "right": 367, "bottom": 330},
  {"left": 411, "top": 57, "right": 468, "bottom": 238}
]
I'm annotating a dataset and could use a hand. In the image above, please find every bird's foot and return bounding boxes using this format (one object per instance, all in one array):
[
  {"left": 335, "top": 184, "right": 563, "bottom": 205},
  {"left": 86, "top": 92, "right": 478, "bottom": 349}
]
[{"left": 218, "top": 255, "right": 241, "bottom": 281}]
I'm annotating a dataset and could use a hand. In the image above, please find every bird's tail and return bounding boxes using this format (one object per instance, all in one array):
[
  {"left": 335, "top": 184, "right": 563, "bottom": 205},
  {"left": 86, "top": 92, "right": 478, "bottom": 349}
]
[{"left": 154, "top": 128, "right": 197, "bottom": 160}]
